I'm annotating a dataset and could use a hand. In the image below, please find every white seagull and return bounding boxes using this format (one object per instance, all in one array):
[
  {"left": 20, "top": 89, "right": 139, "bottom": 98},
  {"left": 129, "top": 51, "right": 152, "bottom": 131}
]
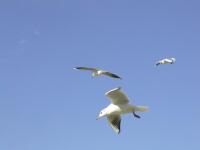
[
  {"left": 155, "top": 57, "right": 176, "bottom": 66},
  {"left": 97, "top": 87, "right": 148, "bottom": 134},
  {"left": 73, "top": 67, "right": 122, "bottom": 79}
]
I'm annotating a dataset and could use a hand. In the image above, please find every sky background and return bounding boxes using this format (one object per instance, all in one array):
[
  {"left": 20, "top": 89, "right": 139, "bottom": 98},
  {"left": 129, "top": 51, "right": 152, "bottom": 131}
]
[{"left": 0, "top": 0, "right": 200, "bottom": 150}]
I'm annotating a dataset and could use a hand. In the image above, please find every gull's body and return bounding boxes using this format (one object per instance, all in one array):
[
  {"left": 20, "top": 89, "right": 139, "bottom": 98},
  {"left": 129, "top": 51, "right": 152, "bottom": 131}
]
[
  {"left": 156, "top": 57, "right": 176, "bottom": 66},
  {"left": 97, "top": 87, "right": 148, "bottom": 134},
  {"left": 73, "top": 67, "right": 122, "bottom": 79}
]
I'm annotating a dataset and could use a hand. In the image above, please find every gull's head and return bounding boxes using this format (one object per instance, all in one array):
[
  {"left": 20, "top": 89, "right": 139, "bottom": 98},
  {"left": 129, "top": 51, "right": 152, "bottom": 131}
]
[{"left": 96, "top": 109, "right": 107, "bottom": 120}]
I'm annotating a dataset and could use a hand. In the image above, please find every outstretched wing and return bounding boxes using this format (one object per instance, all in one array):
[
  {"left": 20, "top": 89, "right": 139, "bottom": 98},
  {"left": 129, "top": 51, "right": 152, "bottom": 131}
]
[
  {"left": 107, "top": 115, "right": 121, "bottom": 134},
  {"left": 105, "top": 87, "right": 129, "bottom": 105},
  {"left": 73, "top": 67, "right": 98, "bottom": 71},
  {"left": 155, "top": 58, "right": 171, "bottom": 65},
  {"left": 102, "top": 71, "right": 122, "bottom": 79}
]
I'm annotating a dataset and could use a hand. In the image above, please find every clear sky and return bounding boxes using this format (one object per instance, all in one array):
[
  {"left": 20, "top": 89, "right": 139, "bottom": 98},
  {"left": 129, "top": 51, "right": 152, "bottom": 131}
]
[{"left": 0, "top": 0, "right": 200, "bottom": 150}]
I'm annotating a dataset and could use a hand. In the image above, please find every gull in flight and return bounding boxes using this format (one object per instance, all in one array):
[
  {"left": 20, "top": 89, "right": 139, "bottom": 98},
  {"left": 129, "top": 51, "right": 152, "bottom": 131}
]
[
  {"left": 73, "top": 67, "right": 122, "bottom": 79},
  {"left": 155, "top": 57, "right": 176, "bottom": 66},
  {"left": 96, "top": 87, "right": 148, "bottom": 134}
]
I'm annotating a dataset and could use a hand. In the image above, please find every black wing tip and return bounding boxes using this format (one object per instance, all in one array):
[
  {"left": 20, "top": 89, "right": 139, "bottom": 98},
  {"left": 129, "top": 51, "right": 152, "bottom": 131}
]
[
  {"left": 73, "top": 67, "right": 79, "bottom": 69},
  {"left": 73, "top": 67, "right": 85, "bottom": 70},
  {"left": 110, "top": 74, "right": 122, "bottom": 79},
  {"left": 155, "top": 63, "right": 160, "bottom": 66},
  {"left": 117, "top": 125, "right": 121, "bottom": 134},
  {"left": 117, "top": 120, "right": 121, "bottom": 134},
  {"left": 117, "top": 76, "right": 122, "bottom": 80}
]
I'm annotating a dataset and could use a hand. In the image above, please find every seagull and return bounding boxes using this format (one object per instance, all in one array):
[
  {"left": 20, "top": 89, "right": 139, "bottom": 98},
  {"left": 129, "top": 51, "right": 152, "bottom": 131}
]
[
  {"left": 155, "top": 57, "right": 176, "bottom": 66},
  {"left": 73, "top": 67, "right": 122, "bottom": 79},
  {"left": 96, "top": 87, "right": 148, "bottom": 134}
]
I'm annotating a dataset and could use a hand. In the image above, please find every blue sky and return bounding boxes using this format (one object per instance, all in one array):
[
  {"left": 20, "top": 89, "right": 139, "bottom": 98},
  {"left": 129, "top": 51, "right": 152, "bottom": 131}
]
[{"left": 0, "top": 0, "right": 200, "bottom": 149}]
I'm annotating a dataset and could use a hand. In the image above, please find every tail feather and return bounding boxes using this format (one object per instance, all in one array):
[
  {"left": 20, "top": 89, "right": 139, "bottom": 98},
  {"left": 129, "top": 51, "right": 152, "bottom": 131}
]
[{"left": 134, "top": 106, "right": 149, "bottom": 112}]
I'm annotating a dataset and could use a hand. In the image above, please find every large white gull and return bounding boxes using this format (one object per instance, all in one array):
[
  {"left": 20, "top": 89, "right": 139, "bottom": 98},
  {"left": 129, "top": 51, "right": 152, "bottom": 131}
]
[
  {"left": 155, "top": 57, "right": 176, "bottom": 66},
  {"left": 97, "top": 87, "right": 148, "bottom": 134},
  {"left": 73, "top": 67, "right": 122, "bottom": 79}
]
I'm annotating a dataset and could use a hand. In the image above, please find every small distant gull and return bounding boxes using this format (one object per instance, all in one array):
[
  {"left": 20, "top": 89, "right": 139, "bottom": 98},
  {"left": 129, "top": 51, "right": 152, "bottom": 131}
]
[
  {"left": 73, "top": 67, "right": 122, "bottom": 79},
  {"left": 155, "top": 57, "right": 176, "bottom": 66},
  {"left": 96, "top": 87, "right": 148, "bottom": 134}
]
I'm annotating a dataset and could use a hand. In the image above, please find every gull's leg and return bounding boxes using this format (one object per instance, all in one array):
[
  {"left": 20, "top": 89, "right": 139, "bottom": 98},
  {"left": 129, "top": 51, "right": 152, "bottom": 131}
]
[{"left": 133, "top": 112, "right": 141, "bottom": 119}]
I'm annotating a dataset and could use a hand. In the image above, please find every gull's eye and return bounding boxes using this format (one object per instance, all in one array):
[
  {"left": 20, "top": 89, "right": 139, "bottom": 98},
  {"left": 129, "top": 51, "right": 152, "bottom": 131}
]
[{"left": 100, "top": 112, "right": 102, "bottom": 114}]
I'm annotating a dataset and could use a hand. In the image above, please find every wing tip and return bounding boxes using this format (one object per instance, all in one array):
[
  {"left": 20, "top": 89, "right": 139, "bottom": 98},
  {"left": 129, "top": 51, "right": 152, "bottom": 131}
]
[
  {"left": 116, "top": 130, "right": 120, "bottom": 134},
  {"left": 111, "top": 74, "right": 122, "bottom": 79},
  {"left": 117, "top": 76, "right": 122, "bottom": 79},
  {"left": 73, "top": 67, "right": 79, "bottom": 70},
  {"left": 155, "top": 63, "right": 160, "bottom": 66},
  {"left": 117, "top": 128, "right": 120, "bottom": 134},
  {"left": 105, "top": 87, "right": 122, "bottom": 95}
]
